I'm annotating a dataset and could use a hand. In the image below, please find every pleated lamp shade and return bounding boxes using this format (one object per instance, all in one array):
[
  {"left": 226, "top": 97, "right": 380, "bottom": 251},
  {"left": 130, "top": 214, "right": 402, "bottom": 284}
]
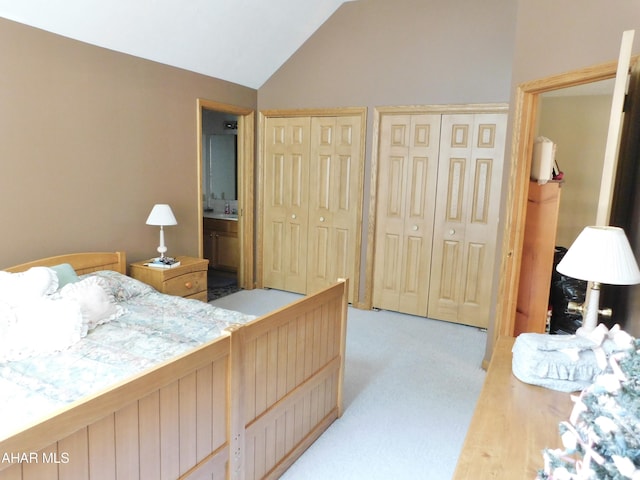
[{"left": 556, "top": 226, "right": 640, "bottom": 285}]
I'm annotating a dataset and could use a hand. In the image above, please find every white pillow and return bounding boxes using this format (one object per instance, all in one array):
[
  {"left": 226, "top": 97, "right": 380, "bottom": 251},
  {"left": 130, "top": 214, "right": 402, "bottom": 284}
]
[
  {"left": 0, "top": 267, "right": 58, "bottom": 307},
  {"left": 0, "top": 302, "right": 17, "bottom": 360},
  {"left": 0, "top": 297, "right": 83, "bottom": 362},
  {"left": 59, "top": 276, "right": 125, "bottom": 331}
]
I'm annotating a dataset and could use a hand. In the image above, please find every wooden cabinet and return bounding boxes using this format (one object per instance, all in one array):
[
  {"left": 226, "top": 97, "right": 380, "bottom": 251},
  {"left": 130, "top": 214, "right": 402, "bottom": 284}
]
[
  {"left": 203, "top": 218, "right": 239, "bottom": 272},
  {"left": 129, "top": 256, "right": 209, "bottom": 302},
  {"left": 453, "top": 337, "right": 572, "bottom": 479},
  {"left": 514, "top": 181, "right": 562, "bottom": 334}
]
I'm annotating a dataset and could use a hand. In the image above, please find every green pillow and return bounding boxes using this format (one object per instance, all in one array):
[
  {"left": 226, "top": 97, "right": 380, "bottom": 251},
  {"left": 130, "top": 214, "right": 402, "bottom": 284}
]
[{"left": 50, "top": 263, "right": 80, "bottom": 289}]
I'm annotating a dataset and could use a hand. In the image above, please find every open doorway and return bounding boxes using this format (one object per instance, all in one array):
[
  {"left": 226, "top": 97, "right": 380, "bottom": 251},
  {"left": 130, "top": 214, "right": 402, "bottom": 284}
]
[
  {"left": 202, "top": 109, "right": 240, "bottom": 299},
  {"left": 494, "top": 59, "right": 624, "bottom": 346},
  {"left": 197, "top": 99, "right": 255, "bottom": 296},
  {"left": 538, "top": 80, "right": 615, "bottom": 247},
  {"left": 534, "top": 80, "right": 615, "bottom": 334}
]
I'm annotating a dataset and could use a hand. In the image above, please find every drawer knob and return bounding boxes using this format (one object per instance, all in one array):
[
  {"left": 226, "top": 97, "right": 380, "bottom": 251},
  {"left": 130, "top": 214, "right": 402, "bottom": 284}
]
[{"left": 185, "top": 281, "right": 193, "bottom": 289}]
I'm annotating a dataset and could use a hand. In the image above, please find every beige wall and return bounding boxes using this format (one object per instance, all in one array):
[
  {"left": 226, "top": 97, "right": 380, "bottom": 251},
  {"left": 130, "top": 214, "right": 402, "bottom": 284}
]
[
  {"left": 258, "top": 0, "right": 519, "bottom": 300},
  {"left": 0, "top": 17, "right": 256, "bottom": 268},
  {"left": 511, "top": 0, "right": 640, "bottom": 86},
  {"left": 537, "top": 94, "right": 612, "bottom": 247},
  {"left": 259, "top": 0, "right": 517, "bottom": 109}
]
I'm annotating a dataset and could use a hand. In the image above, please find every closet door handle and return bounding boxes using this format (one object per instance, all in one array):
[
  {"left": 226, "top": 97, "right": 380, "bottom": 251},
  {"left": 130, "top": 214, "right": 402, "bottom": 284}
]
[
  {"left": 412, "top": 225, "right": 418, "bottom": 231},
  {"left": 291, "top": 214, "right": 296, "bottom": 219},
  {"left": 320, "top": 216, "right": 325, "bottom": 222},
  {"left": 449, "top": 229, "right": 456, "bottom": 235}
]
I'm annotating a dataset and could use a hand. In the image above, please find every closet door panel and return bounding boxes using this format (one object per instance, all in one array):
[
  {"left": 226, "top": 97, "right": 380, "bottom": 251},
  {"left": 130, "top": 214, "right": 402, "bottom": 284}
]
[
  {"left": 402, "top": 235, "right": 424, "bottom": 294},
  {"left": 399, "top": 152, "right": 437, "bottom": 315},
  {"left": 462, "top": 241, "right": 485, "bottom": 306},
  {"left": 429, "top": 133, "right": 469, "bottom": 322},
  {"left": 376, "top": 231, "right": 404, "bottom": 311},
  {"left": 263, "top": 117, "right": 310, "bottom": 294},
  {"left": 307, "top": 116, "right": 362, "bottom": 302},
  {"left": 373, "top": 116, "right": 412, "bottom": 311},
  {"left": 432, "top": 238, "right": 461, "bottom": 319},
  {"left": 428, "top": 114, "right": 506, "bottom": 327},
  {"left": 373, "top": 114, "right": 440, "bottom": 315},
  {"left": 458, "top": 116, "right": 506, "bottom": 324},
  {"left": 266, "top": 220, "right": 285, "bottom": 275}
]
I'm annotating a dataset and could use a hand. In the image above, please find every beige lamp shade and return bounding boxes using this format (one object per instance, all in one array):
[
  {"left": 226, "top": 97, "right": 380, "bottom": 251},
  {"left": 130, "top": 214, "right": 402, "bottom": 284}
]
[{"left": 556, "top": 226, "right": 640, "bottom": 285}]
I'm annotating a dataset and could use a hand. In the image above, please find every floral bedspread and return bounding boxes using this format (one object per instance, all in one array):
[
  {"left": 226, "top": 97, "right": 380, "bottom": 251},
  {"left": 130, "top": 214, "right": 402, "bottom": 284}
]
[{"left": 0, "top": 270, "right": 255, "bottom": 440}]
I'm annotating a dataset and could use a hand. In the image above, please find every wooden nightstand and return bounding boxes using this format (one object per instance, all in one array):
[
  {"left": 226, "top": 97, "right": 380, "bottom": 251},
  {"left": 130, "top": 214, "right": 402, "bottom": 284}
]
[{"left": 129, "top": 256, "right": 209, "bottom": 302}]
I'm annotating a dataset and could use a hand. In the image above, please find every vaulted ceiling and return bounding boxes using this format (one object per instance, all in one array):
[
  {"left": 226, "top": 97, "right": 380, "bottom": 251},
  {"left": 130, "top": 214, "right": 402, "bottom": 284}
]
[{"left": 0, "top": 0, "right": 352, "bottom": 89}]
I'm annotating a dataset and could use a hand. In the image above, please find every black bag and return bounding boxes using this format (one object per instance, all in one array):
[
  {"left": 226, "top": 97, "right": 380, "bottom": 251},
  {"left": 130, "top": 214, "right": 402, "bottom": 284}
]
[{"left": 549, "top": 246, "right": 587, "bottom": 334}]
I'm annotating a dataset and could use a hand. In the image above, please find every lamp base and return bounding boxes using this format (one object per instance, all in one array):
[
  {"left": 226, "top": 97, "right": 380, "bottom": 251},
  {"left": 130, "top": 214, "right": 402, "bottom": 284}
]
[
  {"left": 577, "top": 282, "right": 602, "bottom": 335},
  {"left": 572, "top": 282, "right": 617, "bottom": 338},
  {"left": 157, "top": 226, "right": 167, "bottom": 259},
  {"left": 575, "top": 326, "right": 595, "bottom": 338},
  {"left": 567, "top": 301, "right": 612, "bottom": 318}
]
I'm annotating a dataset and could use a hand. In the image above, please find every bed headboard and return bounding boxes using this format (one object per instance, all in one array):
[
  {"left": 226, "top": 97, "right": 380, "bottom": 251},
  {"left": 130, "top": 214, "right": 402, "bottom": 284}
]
[{"left": 4, "top": 252, "right": 127, "bottom": 275}]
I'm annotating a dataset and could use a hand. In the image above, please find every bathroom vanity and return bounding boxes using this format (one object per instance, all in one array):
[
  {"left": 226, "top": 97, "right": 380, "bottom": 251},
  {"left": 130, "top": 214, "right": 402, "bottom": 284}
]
[{"left": 203, "top": 212, "right": 239, "bottom": 272}]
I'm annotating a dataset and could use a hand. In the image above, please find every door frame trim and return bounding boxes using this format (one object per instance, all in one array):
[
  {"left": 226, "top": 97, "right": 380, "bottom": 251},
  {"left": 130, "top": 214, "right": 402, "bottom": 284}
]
[
  {"left": 257, "top": 107, "right": 367, "bottom": 303},
  {"left": 197, "top": 99, "right": 255, "bottom": 290},
  {"left": 493, "top": 59, "right": 630, "bottom": 348},
  {"left": 364, "top": 103, "right": 508, "bottom": 311}
]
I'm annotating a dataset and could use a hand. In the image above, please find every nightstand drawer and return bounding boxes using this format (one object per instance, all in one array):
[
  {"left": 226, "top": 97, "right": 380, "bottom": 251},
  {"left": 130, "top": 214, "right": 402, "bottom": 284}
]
[
  {"left": 129, "top": 256, "right": 209, "bottom": 302},
  {"left": 163, "top": 270, "right": 206, "bottom": 298}
]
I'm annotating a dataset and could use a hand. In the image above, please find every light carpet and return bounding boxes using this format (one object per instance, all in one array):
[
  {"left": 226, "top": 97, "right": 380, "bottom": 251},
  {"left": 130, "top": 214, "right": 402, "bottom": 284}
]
[{"left": 210, "top": 289, "right": 487, "bottom": 480}]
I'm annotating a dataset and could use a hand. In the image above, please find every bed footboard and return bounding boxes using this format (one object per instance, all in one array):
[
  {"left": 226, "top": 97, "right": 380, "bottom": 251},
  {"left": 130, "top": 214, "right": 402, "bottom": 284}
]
[
  {"left": 0, "top": 337, "right": 232, "bottom": 480},
  {"left": 0, "top": 278, "right": 349, "bottom": 480},
  {"left": 231, "top": 279, "right": 349, "bottom": 480}
]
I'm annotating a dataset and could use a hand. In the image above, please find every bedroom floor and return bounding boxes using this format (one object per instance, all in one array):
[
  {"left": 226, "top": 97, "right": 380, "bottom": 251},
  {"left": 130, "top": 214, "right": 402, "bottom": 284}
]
[
  {"left": 207, "top": 268, "right": 239, "bottom": 301},
  {"left": 210, "top": 289, "right": 488, "bottom": 479}
]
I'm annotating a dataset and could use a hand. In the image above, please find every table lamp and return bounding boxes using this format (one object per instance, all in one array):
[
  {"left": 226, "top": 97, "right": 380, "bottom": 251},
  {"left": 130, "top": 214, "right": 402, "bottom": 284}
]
[
  {"left": 556, "top": 226, "right": 640, "bottom": 335},
  {"left": 146, "top": 204, "right": 178, "bottom": 259}
]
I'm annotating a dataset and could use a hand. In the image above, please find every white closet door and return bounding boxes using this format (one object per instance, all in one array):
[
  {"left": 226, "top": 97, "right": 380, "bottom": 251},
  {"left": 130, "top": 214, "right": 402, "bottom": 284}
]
[
  {"left": 372, "top": 114, "right": 441, "bottom": 315},
  {"left": 428, "top": 113, "right": 506, "bottom": 328},
  {"left": 263, "top": 116, "right": 311, "bottom": 294}
]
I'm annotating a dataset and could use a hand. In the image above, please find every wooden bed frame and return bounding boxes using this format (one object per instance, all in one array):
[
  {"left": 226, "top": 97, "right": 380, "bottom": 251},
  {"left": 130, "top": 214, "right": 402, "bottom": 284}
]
[{"left": 0, "top": 252, "right": 349, "bottom": 480}]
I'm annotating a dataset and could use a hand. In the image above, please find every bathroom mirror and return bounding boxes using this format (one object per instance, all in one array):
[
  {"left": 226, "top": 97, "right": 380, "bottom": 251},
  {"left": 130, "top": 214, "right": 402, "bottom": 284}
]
[{"left": 202, "top": 109, "right": 238, "bottom": 204}]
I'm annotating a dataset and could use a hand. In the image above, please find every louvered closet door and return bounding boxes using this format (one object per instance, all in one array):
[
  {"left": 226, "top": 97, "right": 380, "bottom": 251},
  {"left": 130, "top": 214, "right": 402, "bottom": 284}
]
[
  {"left": 307, "top": 116, "right": 362, "bottom": 302},
  {"left": 428, "top": 113, "right": 506, "bottom": 328},
  {"left": 372, "top": 114, "right": 441, "bottom": 315},
  {"left": 263, "top": 117, "right": 311, "bottom": 294}
]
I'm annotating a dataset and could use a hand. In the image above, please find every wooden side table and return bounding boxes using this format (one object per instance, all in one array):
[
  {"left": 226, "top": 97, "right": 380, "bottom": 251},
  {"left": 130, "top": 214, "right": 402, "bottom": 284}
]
[
  {"left": 129, "top": 256, "right": 209, "bottom": 302},
  {"left": 453, "top": 336, "right": 573, "bottom": 479}
]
